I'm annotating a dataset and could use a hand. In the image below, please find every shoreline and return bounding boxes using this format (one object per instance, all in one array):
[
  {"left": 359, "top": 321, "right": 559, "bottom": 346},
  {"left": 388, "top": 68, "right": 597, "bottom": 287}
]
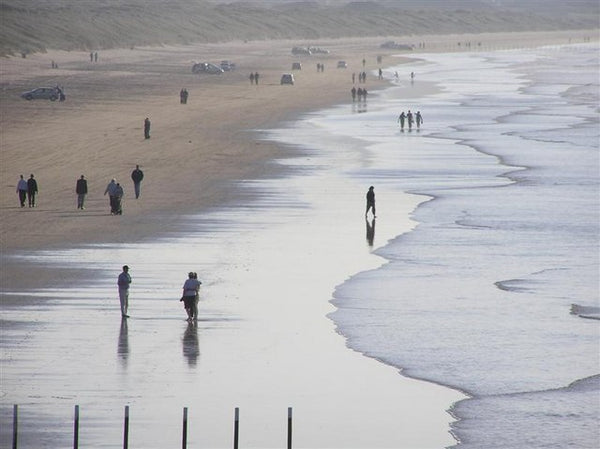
[{"left": 1, "top": 31, "right": 597, "bottom": 446}]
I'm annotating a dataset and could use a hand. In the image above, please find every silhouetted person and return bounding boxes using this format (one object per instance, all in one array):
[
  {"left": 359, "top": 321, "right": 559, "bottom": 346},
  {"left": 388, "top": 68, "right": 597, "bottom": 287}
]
[
  {"left": 27, "top": 174, "right": 38, "bottom": 207},
  {"left": 254, "top": 72, "right": 259, "bottom": 85},
  {"left": 16, "top": 175, "right": 27, "bottom": 207},
  {"left": 407, "top": 110, "right": 414, "bottom": 130},
  {"left": 416, "top": 111, "right": 423, "bottom": 128},
  {"left": 114, "top": 183, "right": 124, "bottom": 215},
  {"left": 398, "top": 112, "right": 406, "bottom": 130},
  {"left": 365, "top": 186, "right": 375, "bottom": 217},
  {"left": 144, "top": 117, "right": 151, "bottom": 139},
  {"left": 351, "top": 87, "right": 356, "bottom": 101},
  {"left": 131, "top": 165, "right": 144, "bottom": 199},
  {"left": 118, "top": 265, "right": 131, "bottom": 318},
  {"left": 104, "top": 178, "right": 118, "bottom": 214},
  {"left": 249, "top": 72, "right": 255, "bottom": 84},
  {"left": 76, "top": 175, "right": 88, "bottom": 209}
]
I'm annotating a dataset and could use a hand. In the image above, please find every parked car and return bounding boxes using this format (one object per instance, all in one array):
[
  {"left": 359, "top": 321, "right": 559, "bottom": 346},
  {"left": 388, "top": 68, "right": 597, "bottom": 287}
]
[
  {"left": 291, "top": 46, "right": 311, "bottom": 55},
  {"left": 292, "top": 62, "right": 302, "bottom": 70},
  {"left": 337, "top": 61, "right": 348, "bottom": 69},
  {"left": 191, "top": 62, "right": 224, "bottom": 74},
  {"left": 21, "top": 87, "right": 61, "bottom": 101},
  {"left": 280, "top": 73, "right": 295, "bottom": 85},
  {"left": 380, "top": 41, "right": 415, "bottom": 50},
  {"left": 220, "top": 60, "right": 235, "bottom": 71}
]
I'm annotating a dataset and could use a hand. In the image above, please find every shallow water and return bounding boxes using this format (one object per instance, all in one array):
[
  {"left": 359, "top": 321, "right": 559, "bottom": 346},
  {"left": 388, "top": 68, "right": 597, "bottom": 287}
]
[{"left": 320, "top": 44, "right": 599, "bottom": 448}]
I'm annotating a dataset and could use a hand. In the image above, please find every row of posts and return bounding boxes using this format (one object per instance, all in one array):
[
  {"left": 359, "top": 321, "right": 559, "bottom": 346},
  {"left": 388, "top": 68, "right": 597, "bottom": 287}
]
[{"left": 12, "top": 404, "right": 293, "bottom": 449}]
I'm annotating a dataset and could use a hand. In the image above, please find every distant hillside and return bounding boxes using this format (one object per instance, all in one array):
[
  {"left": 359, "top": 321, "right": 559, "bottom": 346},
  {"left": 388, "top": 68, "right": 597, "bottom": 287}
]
[{"left": 1, "top": 0, "right": 597, "bottom": 57}]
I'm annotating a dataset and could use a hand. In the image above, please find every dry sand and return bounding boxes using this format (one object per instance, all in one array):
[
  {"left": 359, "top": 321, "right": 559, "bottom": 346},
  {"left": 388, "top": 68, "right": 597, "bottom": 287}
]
[{"left": 0, "top": 30, "right": 592, "bottom": 287}]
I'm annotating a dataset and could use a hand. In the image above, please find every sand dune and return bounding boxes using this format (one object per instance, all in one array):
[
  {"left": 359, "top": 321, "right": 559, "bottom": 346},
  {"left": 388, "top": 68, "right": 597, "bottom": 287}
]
[{"left": 1, "top": 0, "right": 598, "bottom": 57}]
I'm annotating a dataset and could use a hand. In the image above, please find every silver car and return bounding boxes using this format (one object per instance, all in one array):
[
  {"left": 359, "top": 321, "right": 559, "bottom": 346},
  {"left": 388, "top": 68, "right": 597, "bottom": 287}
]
[{"left": 21, "top": 87, "right": 61, "bottom": 101}]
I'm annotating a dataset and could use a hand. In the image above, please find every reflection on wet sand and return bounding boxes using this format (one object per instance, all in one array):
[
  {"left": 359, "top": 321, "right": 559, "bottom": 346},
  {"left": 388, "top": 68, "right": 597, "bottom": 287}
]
[
  {"left": 182, "top": 322, "right": 199, "bottom": 367},
  {"left": 118, "top": 317, "right": 129, "bottom": 368},
  {"left": 366, "top": 217, "right": 376, "bottom": 247}
]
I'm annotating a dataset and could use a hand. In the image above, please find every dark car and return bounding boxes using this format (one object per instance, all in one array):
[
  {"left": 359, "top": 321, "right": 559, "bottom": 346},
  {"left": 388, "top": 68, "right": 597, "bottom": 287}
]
[{"left": 21, "top": 87, "right": 62, "bottom": 101}]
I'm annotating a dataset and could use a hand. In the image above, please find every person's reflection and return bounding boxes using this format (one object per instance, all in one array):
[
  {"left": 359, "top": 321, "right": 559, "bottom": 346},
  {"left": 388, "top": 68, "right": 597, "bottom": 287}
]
[
  {"left": 366, "top": 217, "right": 376, "bottom": 247},
  {"left": 182, "top": 322, "right": 200, "bottom": 367},
  {"left": 118, "top": 317, "right": 129, "bottom": 368}
]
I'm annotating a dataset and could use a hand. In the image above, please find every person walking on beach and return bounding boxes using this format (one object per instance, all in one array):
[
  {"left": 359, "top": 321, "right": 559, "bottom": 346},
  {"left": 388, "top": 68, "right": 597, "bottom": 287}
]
[
  {"left": 131, "top": 165, "right": 144, "bottom": 199},
  {"left": 114, "top": 183, "right": 124, "bottom": 215},
  {"left": 180, "top": 272, "right": 201, "bottom": 321},
  {"left": 104, "top": 178, "right": 118, "bottom": 214},
  {"left": 118, "top": 265, "right": 132, "bottom": 318},
  {"left": 254, "top": 72, "right": 259, "bottom": 85},
  {"left": 365, "top": 186, "right": 376, "bottom": 217},
  {"left": 407, "top": 110, "right": 414, "bottom": 130},
  {"left": 16, "top": 175, "right": 28, "bottom": 207},
  {"left": 416, "top": 111, "right": 423, "bottom": 129},
  {"left": 398, "top": 111, "right": 406, "bottom": 130},
  {"left": 249, "top": 72, "right": 255, "bottom": 85},
  {"left": 351, "top": 86, "right": 356, "bottom": 102},
  {"left": 76, "top": 175, "right": 88, "bottom": 210},
  {"left": 27, "top": 174, "right": 38, "bottom": 207},
  {"left": 144, "top": 117, "right": 151, "bottom": 139}
]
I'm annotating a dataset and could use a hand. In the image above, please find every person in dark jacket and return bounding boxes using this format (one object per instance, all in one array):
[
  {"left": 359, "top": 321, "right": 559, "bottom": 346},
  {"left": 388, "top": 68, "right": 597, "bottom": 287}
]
[
  {"left": 76, "top": 175, "right": 88, "bottom": 209},
  {"left": 365, "top": 186, "right": 376, "bottom": 217},
  {"left": 144, "top": 117, "right": 151, "bottom": 139},
  {"left": 27, "top": 174, "right": 38, "bottom": 207},
  {"left": 131, "top": 165, "right": 144, "bottom": 199}
]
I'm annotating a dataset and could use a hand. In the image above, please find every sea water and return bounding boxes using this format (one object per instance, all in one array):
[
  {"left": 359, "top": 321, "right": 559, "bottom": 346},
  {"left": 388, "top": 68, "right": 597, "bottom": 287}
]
[{"left": 305, "top": 45, "right": 598, "bottom": 448}]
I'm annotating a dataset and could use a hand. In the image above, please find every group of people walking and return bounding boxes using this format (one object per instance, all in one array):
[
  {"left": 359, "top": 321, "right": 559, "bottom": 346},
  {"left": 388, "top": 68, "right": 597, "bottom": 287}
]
[
  {"left": 248, "top": 72, "right": 260, "bottom": 85},
  {"left": 16, "top": 174, "right": 38, "bottom": 208},
  {"left": 103, "top": 165, "right": 144, "bottom": 215},
  {"left": 179, "top": 88, "right": 189, "bottom": 104},
  {"left": 350, "top": 86, "right": 368, "bottom": 102},
  {"left": 117, "top": 267, "right": 203, "bottom": 322},
  {"left": 352, "top": 71, "right": 368, "bottom": 84},
  {"left": 397, "top": 110, "right": 423, "bottom": 130},
  {"left": 17, "top": 165, "right": 145, "bottom": 213}
]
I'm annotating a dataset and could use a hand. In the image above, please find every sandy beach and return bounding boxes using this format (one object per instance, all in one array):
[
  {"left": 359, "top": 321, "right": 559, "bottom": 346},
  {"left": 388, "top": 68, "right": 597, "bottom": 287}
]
[
  {"left": 0, "top": 31, "right": 588, "bottom": 283},
  {"left": 1, "top": 29, "right": 597, "bottom": 447}
]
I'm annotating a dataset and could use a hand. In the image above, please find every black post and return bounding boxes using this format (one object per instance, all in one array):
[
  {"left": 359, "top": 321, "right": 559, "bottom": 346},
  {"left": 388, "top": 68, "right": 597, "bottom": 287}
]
[
  {"left": 123, "top": 405, "right": 130, "bottom": 449},
  {"left": 233, "top": 407, "right": 239, "bottom": 449},
  {"left": 182, "top": 407, "right": 188, "bottom": 449},
  {"left": 287, "top": 407, "right": 292, "bottom": 449},
  {"left": 73, "top": 405, "right": 80, "bottom": 449},
  {"left": 12, "top": 404, "right": 18, "bottom": 449}
]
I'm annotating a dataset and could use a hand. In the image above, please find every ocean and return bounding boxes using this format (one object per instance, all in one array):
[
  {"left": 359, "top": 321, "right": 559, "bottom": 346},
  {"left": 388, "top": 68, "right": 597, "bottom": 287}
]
[
  {"left": 1, "top": 43, "right": 598, "bottom": 448},
  {"left": 306, "top": 44, "right": 599, "bottom": 448}
]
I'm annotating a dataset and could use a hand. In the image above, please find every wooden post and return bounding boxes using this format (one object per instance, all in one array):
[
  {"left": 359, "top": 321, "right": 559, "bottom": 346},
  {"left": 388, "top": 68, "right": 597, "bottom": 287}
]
[
  {"left": 12, "top": 404, "right": 18, "bottom": 449},
  {"left": 233, "top": 407, "right": 239, "bottom": 449},
  {"left": 123, "top": 405, "right": 130, "bottom": 449},
  {"left": 287, "top": 407, "right": 292, "bottom": 449},
  {"left": 182, "top": 407, "right": 188, "bottom": 449},
  {"left": 73, "top": 405, "right": 80, "bottom": 449}
]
